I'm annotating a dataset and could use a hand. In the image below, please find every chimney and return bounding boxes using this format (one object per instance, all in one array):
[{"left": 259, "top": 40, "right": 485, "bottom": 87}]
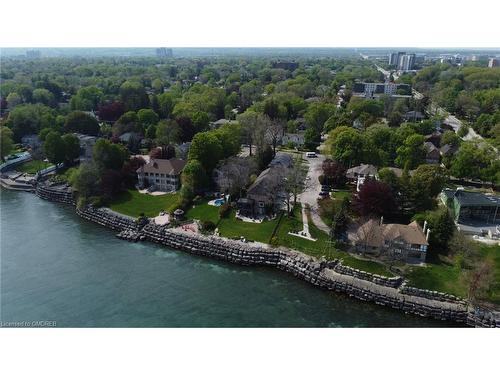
[
  {"left": 423, "top": 220, "right": 427, "bottom": 233},
  {"left": 426, "top": 229, "right": 431, "bottom": 241},
  {"left": 380, "top": 216, "right": 384, "bottom": 226}
]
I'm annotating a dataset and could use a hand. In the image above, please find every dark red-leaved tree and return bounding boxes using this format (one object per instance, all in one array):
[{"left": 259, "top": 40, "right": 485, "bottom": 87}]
[
  {"left": 149, "top": 147, "right": 163, "bottom": 159},
  {"left": 322, "top": 158, "right": 347, "bottom": 187},
  {"left": 149, "top": 144, "right": 177, "bottom": 160},
  {"left": 100, "top": 169, "right": 124, "bottom": 198},
  {"left": 175, "top": 117, "right": 195, "bottom": 142},
  {"left": 354, "top": 179, "right": 397, "bottom": 218},
  {"left": 98, "top": 101, "right": 125, "bottom": 122}
]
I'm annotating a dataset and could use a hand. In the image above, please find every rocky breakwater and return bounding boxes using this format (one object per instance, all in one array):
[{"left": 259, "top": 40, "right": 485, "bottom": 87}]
[
  {"left": 74, "top": 207, "right": 500, "bottom": 327},
  {"left": 35, "top": 182, "right": 75, "bottom": 205},
  {"left": 400, "top": 283, "right": 466, "bottom": 304},
  {"left": 333, "top": 263, "right": 404, "bottom": 288},
  {"left": 76, "top": 206, "right": 139, "bottom": 232},
  {"left": 140, "top": 222, "right": 471, "bottom": 324}
]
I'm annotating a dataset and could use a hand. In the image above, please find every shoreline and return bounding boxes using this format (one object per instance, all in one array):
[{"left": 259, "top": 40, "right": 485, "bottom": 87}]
[{"left": 17, "top": 182, "right": 500, "bottom": 327}]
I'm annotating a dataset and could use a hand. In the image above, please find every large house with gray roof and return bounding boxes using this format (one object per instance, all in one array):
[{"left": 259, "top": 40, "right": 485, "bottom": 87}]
[
  {"left": 441, "top": 188, "right": 500, "bottom": 225},
  {"left": 236, "top": 153, "right": 291, "bottom": 217},
  {"left": 354, "top": 218, "right": 429, "bottom": 262}
]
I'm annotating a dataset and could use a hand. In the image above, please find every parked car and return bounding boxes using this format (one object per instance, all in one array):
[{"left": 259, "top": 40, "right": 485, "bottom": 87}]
[
  {"left": 319, "top": 191, "right": 329, "bottom": 198},
  {"left": 305, "top": 152, "right": 317, "bottom": 158}
]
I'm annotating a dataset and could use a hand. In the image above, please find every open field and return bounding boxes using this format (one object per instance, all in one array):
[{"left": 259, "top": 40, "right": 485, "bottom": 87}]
[{"left": 107, "top": 189, "right": 178, "bottom": 218}]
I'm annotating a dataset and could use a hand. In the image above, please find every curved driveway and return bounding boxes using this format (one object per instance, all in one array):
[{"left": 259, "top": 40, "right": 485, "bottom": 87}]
[{"left": 298, "top": 153, "right": 331, "bottom": 235}]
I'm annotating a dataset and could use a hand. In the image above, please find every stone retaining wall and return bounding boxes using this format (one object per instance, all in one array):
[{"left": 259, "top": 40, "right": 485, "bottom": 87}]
[
  {"left": 400, "top": 284, "right": 467, "bottom": 305},
  {"left": 76, "top": 206, "right": 139, "bottom": 232},
  {"left": 37, "top": 204, "right": 500, "bottom": 327},
  {"left": 35, "top": 183, "right": 75, "bottom": 205},
  {"left": 333, "top": 263, "right": 404, "bottom": 288}
]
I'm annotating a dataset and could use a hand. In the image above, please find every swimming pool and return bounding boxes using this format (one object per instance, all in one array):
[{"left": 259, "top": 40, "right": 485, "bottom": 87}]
[{"left": 213, "top": 198, "right": 225, "bottom": 206}]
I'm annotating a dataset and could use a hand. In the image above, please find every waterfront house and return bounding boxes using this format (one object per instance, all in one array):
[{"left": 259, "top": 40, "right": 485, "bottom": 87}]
[
  {"left": 354, "top": 218, "right": 429, "bottom": 262},
  {"left": 441, "top": 188, "right": 500, "bottom": 225},
  {"left": 237, "top": 154, "right": 290, "bottom": 217},
  {"left": 136, "top": 158, "right": 187, "bottom": 192}
]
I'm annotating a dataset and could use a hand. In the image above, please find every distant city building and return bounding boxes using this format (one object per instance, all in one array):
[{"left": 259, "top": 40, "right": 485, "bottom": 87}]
[
  {"left": 352, "top": 82, "right": 411, "bottom": 97},
  {"left": 398, "top": 53, "right": 415, "bottom": 71},
  {"left": 156, "top": 48, "right": 173, "bottom": 58},
  {"left": 439, "top": 54, "right": 463, "bottom": 65},
  {"left": 388, "top": 52, "right": 415, "bottom": 71},
  {"left": 488, "top": 58, "right": 500, "bottom": 68},
  {"left": 26, "top": 50, "right": 41, "bottom": 59},
  {"left": 388, "top": 51, "right": 405, "bottom": 66}
]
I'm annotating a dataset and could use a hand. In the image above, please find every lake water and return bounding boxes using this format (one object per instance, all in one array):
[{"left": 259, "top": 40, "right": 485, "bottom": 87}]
[{"left": 0, "top": 189, "right": 458, "bottom": 327}]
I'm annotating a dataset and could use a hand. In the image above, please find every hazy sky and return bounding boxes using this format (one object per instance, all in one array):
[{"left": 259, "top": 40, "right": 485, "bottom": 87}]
[{"left": 2, "top": 0, "right": 499, "bottom": 48}]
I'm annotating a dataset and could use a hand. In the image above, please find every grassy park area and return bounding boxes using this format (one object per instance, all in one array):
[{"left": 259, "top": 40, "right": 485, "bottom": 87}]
[
  {"left": 16, "top": 160, "right": 52, "bottom": 174},
  {"left": 107, "top": 189, "right": 179, "bottom": 218}
]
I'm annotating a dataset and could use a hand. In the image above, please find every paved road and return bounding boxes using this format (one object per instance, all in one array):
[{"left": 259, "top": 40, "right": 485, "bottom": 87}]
[
  {"left": 374, "top": 64, "right": 391, "bottom": 81},
  {"left": 298, "top": 153, "right": 331, "bottom": 235},
  {"left": 432, "top": 104, "right": 498, "bottom": 153}
]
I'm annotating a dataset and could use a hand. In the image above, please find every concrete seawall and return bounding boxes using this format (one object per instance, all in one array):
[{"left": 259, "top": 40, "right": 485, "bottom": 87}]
[{"left": 35, "top": 184, "right": 500, "bottom": 327}]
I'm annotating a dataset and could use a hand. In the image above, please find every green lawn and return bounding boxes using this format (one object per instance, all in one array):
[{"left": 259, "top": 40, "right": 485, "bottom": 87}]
[
  {"left": 480, "top": 245, "right": 500, "bottom": 304},
  {"left": 331, "top": 188, "right": 353, "bottom": 201},
  {"left": 405, "top": 245, "right": 500, "bottom": 304},
  {"left": 107, "top": 189, "right": 179, "bottom": 218},
  {"left": 16, "top": 160, "right": 52, "bottom": 174},
  {"left": 217, "top": 209, "right": 279, "bottom": 243},
  {"left": 405, "top": 263, "right": 466, "bottom": 298},
  {"left": 273, "top": 204, "right": 394, "bottom": 277},
  {"left": 185, "top": 199, "right": 220, "bottom": 223}
]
